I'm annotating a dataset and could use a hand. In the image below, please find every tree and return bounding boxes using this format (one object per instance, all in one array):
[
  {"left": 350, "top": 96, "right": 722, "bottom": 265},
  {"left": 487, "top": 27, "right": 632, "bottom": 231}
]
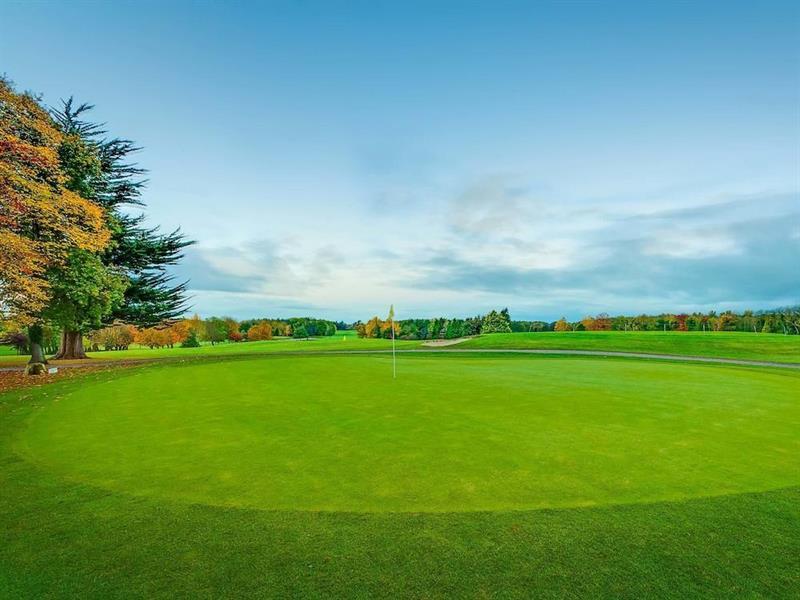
[
  {"left": 0, "top": 78, "right": 111, "bottom": 372},
  {"left": 363, "top": 317, "right": 383, "bottom": 338},
  {"left": 167, "top": 320, "right": 190, "bottom": 346},
  {"left": 48, "top": 100, "right": 193, "bottom": 359},
  {"left": 554, "top": 317, "right": 570, "bottom": 332},
  {"left": 292, "top": 324, "right": 309, "bottom": 339},
  {"left": 223, "top": 317, "right": 241, "bottom": 341},
  {"left": 481, "top": 310, "right": 512, "bottom": 334},
  {"left": 202, "top": 317, "right": 228, "bottom": 345},
  {"left": 594, "top": 313, "right": 612, "bottom": 330},
  {"left": 247, "top": 321, "right": 273, "bottom": 341},
  {"left": 44, "top": 249, "right": 127, "bottom": 358},
  {"left": 181, "top": 329, "right": 200, "bottom": 347},
  {"left": 89, "top": 324, "right": 135, "bottom": 351}
]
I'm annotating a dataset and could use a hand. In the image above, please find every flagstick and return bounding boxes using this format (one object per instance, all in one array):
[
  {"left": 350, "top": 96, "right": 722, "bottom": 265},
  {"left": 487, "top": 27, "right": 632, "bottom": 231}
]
[{"left": 391, "top": 314, "right": 396, "bottom": 379}]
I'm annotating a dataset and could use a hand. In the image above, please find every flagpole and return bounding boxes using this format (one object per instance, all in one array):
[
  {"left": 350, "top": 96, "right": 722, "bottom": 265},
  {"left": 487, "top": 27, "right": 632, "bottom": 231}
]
[
  {"left": 388, "top": 304, "right": 396, "bottom": 379},
  {"left": 391, "top": 313, "right": 396, "bottom": 379}
]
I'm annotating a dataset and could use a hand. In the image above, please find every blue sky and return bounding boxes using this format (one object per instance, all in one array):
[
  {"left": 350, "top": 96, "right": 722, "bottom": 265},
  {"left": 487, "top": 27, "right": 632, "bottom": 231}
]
[{"left": 2, "top": 0, "right": 798, "bottom": 320}]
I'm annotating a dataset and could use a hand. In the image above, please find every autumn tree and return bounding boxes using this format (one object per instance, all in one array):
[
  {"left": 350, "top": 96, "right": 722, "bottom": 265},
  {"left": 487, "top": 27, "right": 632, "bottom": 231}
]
[
  {"left": 554, "top": 317, "right": 570, "bottom": 332},
  {"left": 223, "top": 317, "right": 241, "bottom": 342},
  {"left": 0, "top": 78, "right": 111, "bottom": 372},
  {"left": 247, "top": 321, "right": 273, "bottom": 341},
  {"left": 594, "top": 313, "right": 612, "bottom": 330},
  {"left": 134, "top": 326, "right": 169, "bottom": 349},
  {"left": 89, "top": 324, "right": 135, "bottom": 351},
  {"left": 167, "top": 320, "right": 190, "bottom": 346},
  {"left": 364, "top": 316, "right": 383, "bottom": 338}
]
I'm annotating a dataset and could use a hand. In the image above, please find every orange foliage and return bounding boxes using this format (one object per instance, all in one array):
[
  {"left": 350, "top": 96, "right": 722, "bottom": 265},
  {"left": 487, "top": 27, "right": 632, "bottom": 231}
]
[
  {"left": 0, "top": 79, "right": 110, "bottom": 325},
  {"left": 248, "top": 321, "right": 273, "bottom": 341},
  {"left": 554, "top": 317, "right": 570, "bottom": 332}
]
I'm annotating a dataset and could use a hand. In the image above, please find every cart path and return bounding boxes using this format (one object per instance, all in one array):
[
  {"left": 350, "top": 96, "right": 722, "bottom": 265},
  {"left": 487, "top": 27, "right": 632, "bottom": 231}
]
[{"left": 2, "top": 347, "right": 799, "bottom": 372}]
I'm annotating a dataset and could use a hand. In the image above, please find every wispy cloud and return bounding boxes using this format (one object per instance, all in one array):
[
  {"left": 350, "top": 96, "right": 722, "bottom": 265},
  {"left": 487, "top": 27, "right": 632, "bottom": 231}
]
[{"left": 173, "top": 177, "right": 799, "bottom": 319}]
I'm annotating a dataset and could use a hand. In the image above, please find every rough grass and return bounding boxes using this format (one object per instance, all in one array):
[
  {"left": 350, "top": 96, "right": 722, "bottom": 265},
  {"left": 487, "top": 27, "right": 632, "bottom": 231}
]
[
  {"left": 2, "top": 354, "right": 798, "bottom": 597},
  {"left": 459, "top": 331, "right": 800, "bottom": 363}
]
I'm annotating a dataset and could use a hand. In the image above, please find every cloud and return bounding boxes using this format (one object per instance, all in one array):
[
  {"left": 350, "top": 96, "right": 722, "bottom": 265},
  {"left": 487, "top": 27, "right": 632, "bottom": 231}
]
[
  {"left": 174, "top": 174, "right": 799, "bottom": 319},
  {"left": 408, "top": 186, "right": 800, "bottom": 314}
]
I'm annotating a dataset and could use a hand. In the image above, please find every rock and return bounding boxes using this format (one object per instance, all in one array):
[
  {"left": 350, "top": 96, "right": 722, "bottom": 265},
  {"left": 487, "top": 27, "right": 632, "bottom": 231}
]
[{"left": 25, "top": 363, "right": 48, "bottom": 376}]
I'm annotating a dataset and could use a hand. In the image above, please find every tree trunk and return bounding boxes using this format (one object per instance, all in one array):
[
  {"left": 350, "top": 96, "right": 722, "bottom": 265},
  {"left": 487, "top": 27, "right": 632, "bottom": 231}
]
[
  {"left": 52, "top": 329, "right": 88, "bottom": 360},
  {"left": 25, "top": 324, "right": 48, "bottom": 375}
]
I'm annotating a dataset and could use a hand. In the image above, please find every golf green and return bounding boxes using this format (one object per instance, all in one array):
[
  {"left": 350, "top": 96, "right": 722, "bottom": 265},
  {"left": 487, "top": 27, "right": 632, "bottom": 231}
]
[{"left": 15, "top": 355, "right": 799, "bottom": 513}]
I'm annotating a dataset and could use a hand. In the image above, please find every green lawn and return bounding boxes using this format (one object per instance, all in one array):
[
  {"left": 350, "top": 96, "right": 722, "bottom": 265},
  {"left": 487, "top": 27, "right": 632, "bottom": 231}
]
[
  {"left": 2, "top": 354, "right": 798, "bottom": 596},
  {"left": 2, "top": 330, "right": 798, "bottom": 368},
  {"left": 0, "top": 344, "right": 18, "bottom": 356},
  {"left": 460, "top": 330, "right": 800, "bottom": 363}
]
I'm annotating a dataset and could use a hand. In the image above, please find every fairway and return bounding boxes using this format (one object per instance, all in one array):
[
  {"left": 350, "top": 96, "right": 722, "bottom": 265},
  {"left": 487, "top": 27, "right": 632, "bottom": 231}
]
[{"left": 16, "top": 355, "right": 799, "bottom": 513}]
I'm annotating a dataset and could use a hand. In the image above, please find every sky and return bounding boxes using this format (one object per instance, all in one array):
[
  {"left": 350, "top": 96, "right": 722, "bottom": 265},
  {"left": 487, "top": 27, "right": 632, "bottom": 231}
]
[{"left": 1, "top": 0, "right": 798, "bottom": 321}]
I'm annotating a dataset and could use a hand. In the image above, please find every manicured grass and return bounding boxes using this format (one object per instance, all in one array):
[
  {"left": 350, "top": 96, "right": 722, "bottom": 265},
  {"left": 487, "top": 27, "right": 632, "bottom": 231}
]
[
  {"left": 15, "top": 355, "right": 800, "bottom": 512},
  {"left": 460, "top": 330, "right": 800, "bottom": 363},
  {"left": 2, "top": 354, "right": 798, "bottom": 596}
]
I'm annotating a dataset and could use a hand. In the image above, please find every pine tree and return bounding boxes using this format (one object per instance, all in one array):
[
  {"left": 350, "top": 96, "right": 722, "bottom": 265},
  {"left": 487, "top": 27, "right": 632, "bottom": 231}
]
[{"left": 49, "top": 100, "right": 193, "bottom": 358}]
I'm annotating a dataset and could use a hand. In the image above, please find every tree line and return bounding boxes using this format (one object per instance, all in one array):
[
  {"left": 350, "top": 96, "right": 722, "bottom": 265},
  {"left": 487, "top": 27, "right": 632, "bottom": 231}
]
[
  {"left": 542, "top": 307, "right": 800, "bottom": 334},
  {"left": 354, "top": 309, "right": 512, "bottom": 340},
  {"left": 349, "top": 306, "right": 800, "bottom": 340},
  {"left": 2, "top": 315, "right": 339, "bottom": 354}
]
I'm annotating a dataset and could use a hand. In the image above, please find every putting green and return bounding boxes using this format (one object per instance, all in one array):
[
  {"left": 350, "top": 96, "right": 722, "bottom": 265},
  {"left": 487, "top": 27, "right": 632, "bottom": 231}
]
[{"left": 16, "top": 356, "right": 799, "bottom": 512}]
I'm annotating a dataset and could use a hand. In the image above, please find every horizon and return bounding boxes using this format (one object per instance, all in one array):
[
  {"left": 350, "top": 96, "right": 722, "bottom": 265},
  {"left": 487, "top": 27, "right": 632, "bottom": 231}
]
[{"left": 2, "top": 0, "right": 798, "bottom": 321}]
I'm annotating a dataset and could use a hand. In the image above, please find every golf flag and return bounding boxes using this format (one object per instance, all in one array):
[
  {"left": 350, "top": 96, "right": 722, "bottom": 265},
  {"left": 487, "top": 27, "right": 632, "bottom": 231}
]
[{"left": 388, "top": 305, "right": 396, "bottom": 378}]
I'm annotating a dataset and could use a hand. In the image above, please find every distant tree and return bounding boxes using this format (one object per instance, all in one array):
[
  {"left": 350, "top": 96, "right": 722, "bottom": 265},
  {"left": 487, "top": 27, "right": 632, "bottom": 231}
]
[
  {"left": 89, "top": 324, "right": 135, "bottom": 351},
  {"left": 247, "top": 321, "right": 273, "bottom": 341},
  {"left": 292, "top": 324, "right": 309, "bottom": 339},
  {"left": 167, "top": 320, "right": 190, "bottom": 346},
  {"left": 181, "top": 329, "right": 200, "bottom": 347},
  {"left": 353, "top": 321, "right": 366, "bottom": 338},
  {"left": 554, "top": 317, "right": 570, "bottom": 332},
  {"left": 364, "top": 317, "right": 383, "bottom": 338},
  {"left": 482, "top": 310, "right": 512, "bottom": 333},
  {"left": 222, "top": 317, "right": 241, "bottom": 341},
  {"left": 594, "top": 313, "right": 612, "bottom": 330},
  {"left": 202, "top": 317, "right": 228, "bottom": 345}
]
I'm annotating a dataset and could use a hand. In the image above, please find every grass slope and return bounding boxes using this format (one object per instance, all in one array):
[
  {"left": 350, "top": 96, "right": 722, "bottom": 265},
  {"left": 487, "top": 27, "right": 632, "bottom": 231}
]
[
  {"left": 2, "top": 355, "right": 799, "bottom": 597},
  {"left": 460, "top": 331, "right": 800, "bottom": 363}
]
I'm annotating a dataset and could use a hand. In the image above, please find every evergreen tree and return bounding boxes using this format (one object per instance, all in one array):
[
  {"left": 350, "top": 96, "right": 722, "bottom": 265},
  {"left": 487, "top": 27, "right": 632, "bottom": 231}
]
[
  {"left": 181, "top": 329, "right": 200, "bottom": 348},
  {"left": 49, "top": 100, "right": 193, "bottom": 358}
]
